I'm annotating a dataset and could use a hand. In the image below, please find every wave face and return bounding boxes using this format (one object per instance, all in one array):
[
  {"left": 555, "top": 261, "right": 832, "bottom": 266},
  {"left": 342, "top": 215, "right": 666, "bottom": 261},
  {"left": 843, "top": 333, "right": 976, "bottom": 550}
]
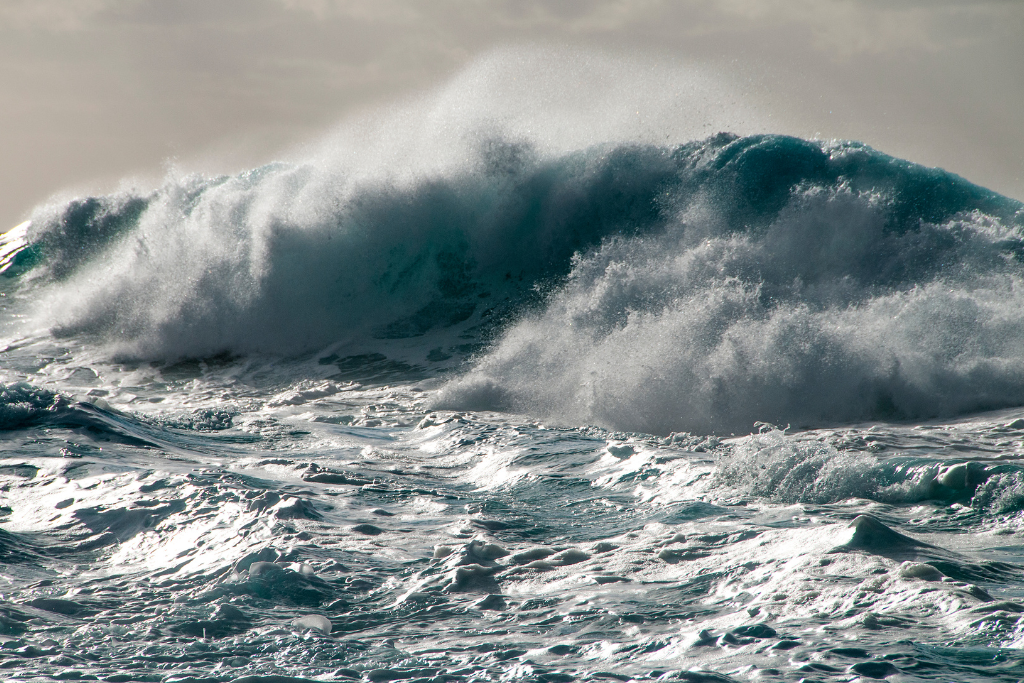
[{"left": 11, "top": 133, "right": 1024, "bottom": 434}]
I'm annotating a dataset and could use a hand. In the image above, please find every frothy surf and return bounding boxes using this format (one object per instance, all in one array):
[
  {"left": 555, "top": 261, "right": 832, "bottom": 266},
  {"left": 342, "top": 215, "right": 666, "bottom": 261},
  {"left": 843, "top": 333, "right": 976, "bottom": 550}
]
[{"left": 3, "top": 53, "right": 1024, "bottom": 682}]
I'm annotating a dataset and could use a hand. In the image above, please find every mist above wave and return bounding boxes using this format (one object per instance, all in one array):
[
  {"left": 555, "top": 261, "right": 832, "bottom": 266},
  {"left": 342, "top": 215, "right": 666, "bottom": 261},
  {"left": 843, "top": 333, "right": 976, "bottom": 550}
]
[{"left": 13, "top": 51, "right": 747, "bottom": 360}]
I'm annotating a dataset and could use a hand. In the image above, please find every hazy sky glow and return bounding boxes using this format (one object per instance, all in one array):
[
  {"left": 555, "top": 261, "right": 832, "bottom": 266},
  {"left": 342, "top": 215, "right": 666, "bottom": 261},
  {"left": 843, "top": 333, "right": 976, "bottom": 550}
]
[{"left": 2, "top": 0, "right": 1022, "bottom": 229}]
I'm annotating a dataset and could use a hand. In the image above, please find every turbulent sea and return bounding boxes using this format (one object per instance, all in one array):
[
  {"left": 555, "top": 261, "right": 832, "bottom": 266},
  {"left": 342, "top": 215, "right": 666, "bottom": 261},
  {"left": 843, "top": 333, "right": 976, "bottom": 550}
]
[{"left": 5, "top": 124, "right": 1024, "bottom": 683}]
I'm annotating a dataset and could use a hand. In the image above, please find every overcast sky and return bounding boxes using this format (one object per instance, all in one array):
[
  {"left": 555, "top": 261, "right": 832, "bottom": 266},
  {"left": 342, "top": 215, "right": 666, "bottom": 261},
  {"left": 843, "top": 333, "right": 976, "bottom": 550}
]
[{"left": 2, "top": 0, "right": 1022, "bottom": 230}]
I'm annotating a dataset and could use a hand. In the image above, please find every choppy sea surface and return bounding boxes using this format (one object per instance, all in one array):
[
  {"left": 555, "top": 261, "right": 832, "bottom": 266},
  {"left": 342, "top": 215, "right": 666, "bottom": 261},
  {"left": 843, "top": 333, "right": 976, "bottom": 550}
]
[{"left": 4, "top": 122, "right": 1024, "bottom": 683}]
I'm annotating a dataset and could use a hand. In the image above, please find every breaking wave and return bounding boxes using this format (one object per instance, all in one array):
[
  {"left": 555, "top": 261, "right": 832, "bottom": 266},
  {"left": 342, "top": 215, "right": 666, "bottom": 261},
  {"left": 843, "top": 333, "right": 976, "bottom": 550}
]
[{"left": 5, "top": 131, "right": 1024, "bottom": 434}]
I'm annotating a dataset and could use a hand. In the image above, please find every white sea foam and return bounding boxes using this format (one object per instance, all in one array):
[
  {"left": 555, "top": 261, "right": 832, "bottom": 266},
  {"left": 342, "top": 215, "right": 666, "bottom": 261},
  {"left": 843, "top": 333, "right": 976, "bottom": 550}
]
[{"left": 439, "top": 185, "right": 1024, "bottom": 434}]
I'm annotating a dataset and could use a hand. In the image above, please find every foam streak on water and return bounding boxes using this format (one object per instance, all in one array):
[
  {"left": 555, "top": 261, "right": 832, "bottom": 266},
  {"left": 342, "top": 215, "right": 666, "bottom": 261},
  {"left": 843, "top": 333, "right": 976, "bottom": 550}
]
[{"left": 4, "top": 60, "right": 1024, "bottom": 682}]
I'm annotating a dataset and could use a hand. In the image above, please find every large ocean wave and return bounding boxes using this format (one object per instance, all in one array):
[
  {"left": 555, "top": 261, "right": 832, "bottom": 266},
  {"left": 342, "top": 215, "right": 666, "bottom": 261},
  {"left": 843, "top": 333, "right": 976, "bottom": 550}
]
[{"left": 5, "top": 132, "right": 1023, "bottom": 434}]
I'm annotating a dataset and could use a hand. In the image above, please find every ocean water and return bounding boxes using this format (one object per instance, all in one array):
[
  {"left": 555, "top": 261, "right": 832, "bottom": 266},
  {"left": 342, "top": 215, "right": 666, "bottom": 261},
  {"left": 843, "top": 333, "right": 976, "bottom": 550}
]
[{"left": 4, "top": 86, "right": 1024, "bottom": 683}]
